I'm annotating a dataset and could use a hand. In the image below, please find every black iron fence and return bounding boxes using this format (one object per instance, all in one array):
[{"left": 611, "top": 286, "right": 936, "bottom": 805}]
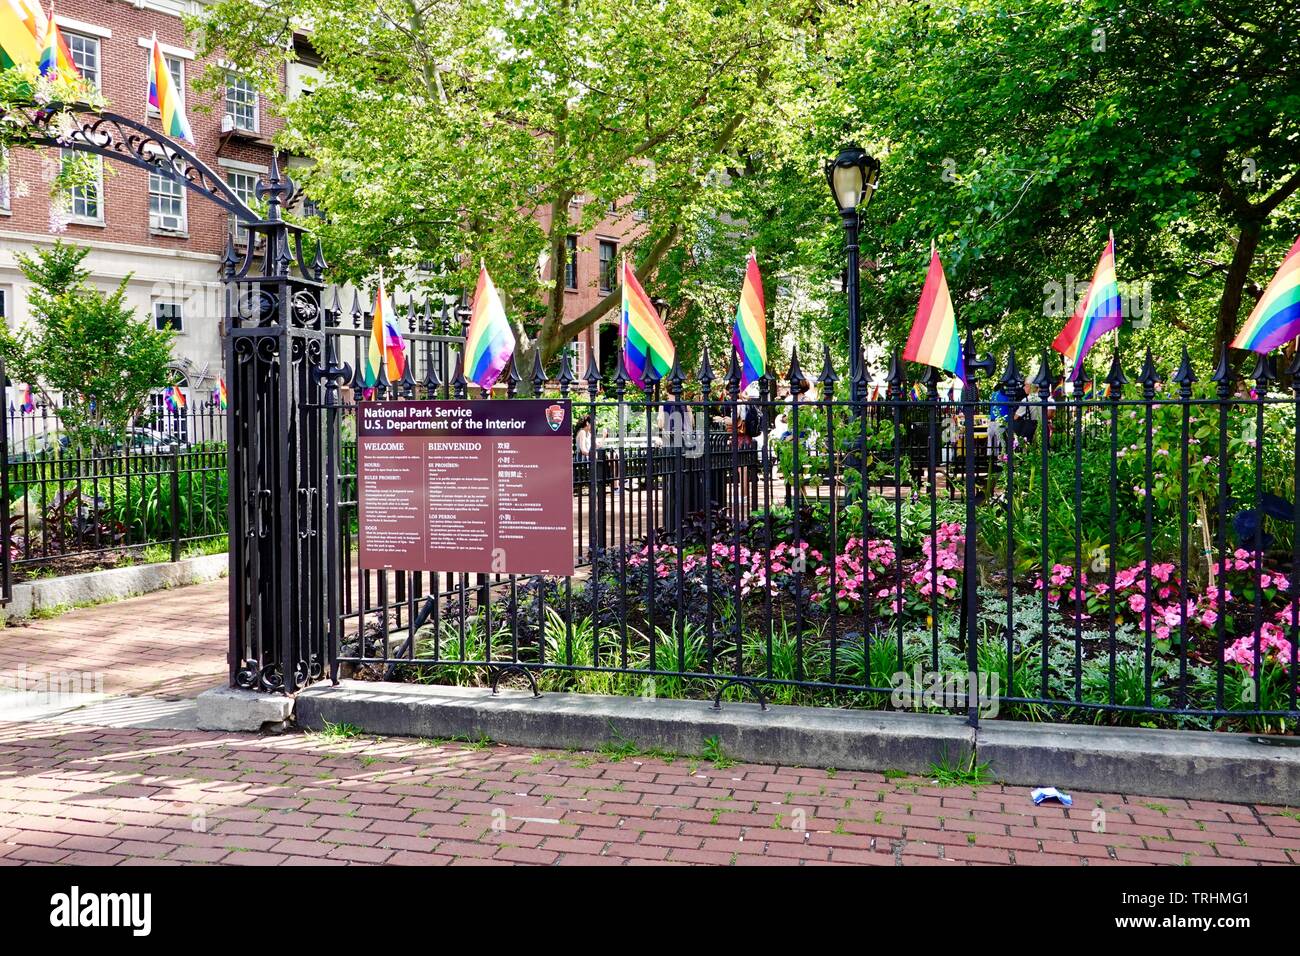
[
  {"left": 1, "top": 381, "right": 228, "bottom": 578},
  {"left": 329, "top": 336, "right": 1300, "bottom": 732}
]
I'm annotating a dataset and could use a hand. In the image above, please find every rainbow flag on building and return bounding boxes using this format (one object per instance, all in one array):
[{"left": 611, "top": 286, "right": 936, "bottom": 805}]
[
  {"left": 0, "top": 0, "right": 40, "bottom": 68},
  {"left": 147, "top": 33, "right": 194, "bottom": 144},
  {"left": 163, "top": 385, "right": 186, "bottom": 413},
  {"left": 733, "top": 251, "right": 766, "bottom": 390},
  {"left": 16, "top": 382, "right": 33, "bottom": 413},
  {"left": 1053, "top": 232, "right": 1123, "bottom": 381},
  {"left": 363, "top": 279, "right": 405, "bottom": 386},
  {"left": 465, "top": 264, "right": 516, "bottom": 389},
  {"left": 213, "top": 379, "right": 228, "bottom": 410},
  {"left": 903, "top": 245, "right": 965, "bottom": 383},
  {"left": 621, "top": 258, "right": 674, "bottom": 389},
  {"left": 1231, "top": 237, "right": 1300, "bottom": 355},
  {"left": 37, "top": 8, "right": 75, "bottom": 81}
]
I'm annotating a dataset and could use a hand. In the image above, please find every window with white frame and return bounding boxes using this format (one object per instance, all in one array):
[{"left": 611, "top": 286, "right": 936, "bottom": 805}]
[
  {"left": 154, "top": 301, "right": 183, "bottom": 332},
  {"left": 62, "top": 149, "right": 102, "bottom": 222},
  {"left": 64, "top": 32, "right": 99, "bottom": 87},
  {"left": 150, "top": 392, "right": 189, "bottom": 441},
  {"left": 224, "top": 73, "right": 258, "bottom": 132},
  {"left": 148, "top": 53, "right": 184, "bottom": 113},
  {"left": 149, "top": 171, "right": 186, "bottom": 232},
  {"left": 564, "top": 235, "right": 577, "bottom": 290},
  {"left": 226, "top": 169, "right": 258, "bottom": 243}
]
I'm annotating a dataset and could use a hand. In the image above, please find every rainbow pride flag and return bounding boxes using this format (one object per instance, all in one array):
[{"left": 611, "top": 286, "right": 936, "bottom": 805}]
[
  {"left": 213, "top": 378, "right": 228, "bottom": 410},
  {"left": 621, "top": 258, "right": 674, "bottom": 389},
  {"left": 903, "top": 246, "right": 965, "bottom": 383},
  {"left": 1053, "top": 232, "right": 1123, "bottom": 381},
  {"left": 0, "top": 0, "right": 39, "bottom": 68},
  {"left": 363, "top": 279, "right": 405, "bottom": 386},
  {"left": 16, "top": 382, "right": 33, "bottom": 413},
  {"left": 38, "top": 12, "right": 76, "bottom": 81},
  {"left": 163, "top": 385, "right": 186, "bottom": 413},
  {"left": 1231, "top": 237, "right": 1300, "bottom": 355},
  {"left": 465, "top": 265, "right": 515, "bottom": 389},
  {"left": 733, "top": 251, "right": 766, "bottom": 390},
  {"left": 147, "top": 33, "right": 194, "bottom": 144}
]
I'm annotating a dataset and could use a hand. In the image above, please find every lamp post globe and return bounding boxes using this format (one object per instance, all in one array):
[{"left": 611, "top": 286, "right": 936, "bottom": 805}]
[{"left": 825, "top": 145, "right": 881, "bottom": 387}]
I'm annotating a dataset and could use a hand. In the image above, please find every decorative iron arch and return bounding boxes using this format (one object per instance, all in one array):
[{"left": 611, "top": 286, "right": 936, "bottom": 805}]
[{"left": 3, "top": 99, "right": 267, "bottom": 221}]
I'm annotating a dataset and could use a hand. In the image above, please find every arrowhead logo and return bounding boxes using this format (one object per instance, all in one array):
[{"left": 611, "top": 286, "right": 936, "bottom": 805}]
[{"left": 545, "top": 404, "right": 566, "bottom": 432}]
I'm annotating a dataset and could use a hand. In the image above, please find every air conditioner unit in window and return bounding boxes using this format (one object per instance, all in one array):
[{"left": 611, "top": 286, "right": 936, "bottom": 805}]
[
  {"left": 154, "top": 213, "right": 183, "bottom": 232},
  {"left": 221, "top": 114, "right": 235, "bottom": 133}
]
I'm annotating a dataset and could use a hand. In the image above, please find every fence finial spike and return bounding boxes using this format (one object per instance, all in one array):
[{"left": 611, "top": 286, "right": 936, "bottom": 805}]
[
  {"left": 558, "top": 346, "right": 576, "bottom": 389},
  {"left": 350, "top": 290, "right": 364, "bottom": 328},
  {"left": 584, "top": 348, "right": 602, "bottom": 392},
  {"left": 1210, "top": 342, "right": 1233, "bottom": 386},
  {"left": 1136, "top": 349, "right": 1159, "bottom": 390},
  {"left": 818, "top": 343, "right": 838, "bottom": 386},
  {"left": 531, "top": 347, "right": 548, "bottom": 393},
  {"left": 787, "top": 346, "right": 808, "bottom": 395},
  {"left": 1248, "top": 351, "right": 1276, "bottom": 385},
  {"left": 1104, "top": 351, "right": 1128, "bottom": 389},
  {"left": 611, "top": 344, "right": 630, "bottom": 391},
  {"left": 1032, "top": 350, "right": 1055, "bottom": 393},
  {"left": 725, "top": 344, "right": 742, "bottom": 390},
  {"left": 697, "top": 346, "right": 715, "bottom": 387},
  {"left": 1172, "top": 347, "right": 1196, "bottom": 388},
  {"left": 423, "top": 350, "right": 442, "bottom": 391},
  {"left": 667, "top": 352, "right": 685, "bottom": 393},
  {"left": 1000, "top": 347, "right": 1023, "bottom": 393}
]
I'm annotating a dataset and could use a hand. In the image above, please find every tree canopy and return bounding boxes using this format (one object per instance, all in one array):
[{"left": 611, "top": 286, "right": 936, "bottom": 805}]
[{"left": 173, "top": 0, "right": 1300, "bottom": 375}]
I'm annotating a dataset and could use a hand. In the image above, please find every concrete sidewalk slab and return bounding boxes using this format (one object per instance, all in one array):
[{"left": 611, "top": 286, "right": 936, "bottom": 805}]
[{"left": 296, "top": 680, "right": 975, "bottom": 774}]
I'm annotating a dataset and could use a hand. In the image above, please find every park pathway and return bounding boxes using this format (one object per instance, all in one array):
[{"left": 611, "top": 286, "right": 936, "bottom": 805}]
[{"left": 0, "top": 581, "right": 1296, "bottom": 866}]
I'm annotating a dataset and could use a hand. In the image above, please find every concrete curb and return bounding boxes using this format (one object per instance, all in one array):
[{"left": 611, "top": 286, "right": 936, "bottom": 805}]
[
  {"left": 976, "top": 720, "right": 1300, "bottom": 805},
  {"left": 1, "top": 552, "right": 227, "bottom": 622},
  {"left": 295, "top": 681, "right": 973, "bottom": 774},
  {"left": 196, "top": 685, "right": 294, "bottom": 732},
  {"left": 295, "top": 680, "right": 1300, "bottom": 804}
]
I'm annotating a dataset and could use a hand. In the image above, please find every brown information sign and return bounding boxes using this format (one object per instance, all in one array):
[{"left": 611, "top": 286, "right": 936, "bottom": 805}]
[{"left": 357, "top": 399, "right": 574, "bottom": 576}]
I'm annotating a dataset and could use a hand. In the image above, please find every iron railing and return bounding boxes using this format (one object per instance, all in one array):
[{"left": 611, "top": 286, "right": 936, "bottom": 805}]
[
  {"left": 2, "top": 399, "right": 228, "bottom": 576},
  {"left": 329, "top": 337, "right": 1300, "bottom": 731}
]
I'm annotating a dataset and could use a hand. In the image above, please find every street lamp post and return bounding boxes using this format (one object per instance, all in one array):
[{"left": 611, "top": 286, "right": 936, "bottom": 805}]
[{"left": 825, "top": 145, "right": 882, "bottom": 385}]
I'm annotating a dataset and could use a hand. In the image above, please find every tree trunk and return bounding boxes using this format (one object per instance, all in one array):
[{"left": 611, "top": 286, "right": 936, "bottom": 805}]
[{"left": 1215, "top": 218, "right": 1262, "bottom": 358}]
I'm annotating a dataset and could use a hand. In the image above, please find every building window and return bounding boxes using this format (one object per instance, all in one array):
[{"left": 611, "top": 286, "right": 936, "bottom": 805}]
[
  {"left": 154, "top": 302, "right": 183, "bottom": 332},
  {"left": 151, "top": 392, "right": 189, "bottom": 442},
  {"left": 64, "top": 32, "right": 99, "bottom": 87},
  {"left": 0, "top": 289, "right": 7, "bottom": 324},
  {"left": 148, "top": 54, "right": 184, "bottom": 114},
  {"left": 224, "top": 73, "right": 258, "bottom": 132},
  {"left": 62, "top": 149, "right": 102, "bottom": 222},
  {"left": 226, "top": 170, "right": 258, "bottom": 243},
  {"left": 0, "top": 148, "right": 9, "bottom": 212},
  {"left": 598, "top": 240, "right": 617, "bottom": 294},
  {"left": 564, "top": 236, "right": 577, "bottom": 290},
  {"left": 149, "top": 171, "right": 186, "bottom": 233}
]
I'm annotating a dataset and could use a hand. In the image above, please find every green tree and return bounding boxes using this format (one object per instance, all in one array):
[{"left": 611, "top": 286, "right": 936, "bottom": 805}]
[
  {"left": 189, "top": 0, "right": 838, "bottom": 377},
  {"left": 0, "top": 241, "right": 175, "bottom": 451},
  {"left": 828, "top": 0, "right": 1300, "bottom": 367}
]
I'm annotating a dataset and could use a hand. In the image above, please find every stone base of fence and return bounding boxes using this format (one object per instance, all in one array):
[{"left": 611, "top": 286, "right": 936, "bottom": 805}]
[
  {"left": 295, "top": 680, "right": 1300, "bottom": 805},
  {"left": 0, "top": 552, "right": 228, "bottom": 622}
]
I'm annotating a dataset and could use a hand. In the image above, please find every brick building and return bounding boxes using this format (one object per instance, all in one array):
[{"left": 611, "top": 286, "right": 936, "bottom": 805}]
[
  {"left": 0, "top": 0, "right": 638, "bottom": 407},
  {"left": 0, "top": 0, "right": 295, "bottom": 415}
]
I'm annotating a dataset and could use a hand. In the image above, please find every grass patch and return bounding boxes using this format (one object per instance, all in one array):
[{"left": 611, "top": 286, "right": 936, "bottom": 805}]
[{"left": 926, "top": 751, "right": 993, "bottom": 788}]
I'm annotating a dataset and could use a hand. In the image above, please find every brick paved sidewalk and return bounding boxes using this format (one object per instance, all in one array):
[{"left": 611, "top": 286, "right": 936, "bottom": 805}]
[
  {"left": 0, "top": 579, "right": 227, "bottom": 700},
  {"left": 1, "top": 720, "right": 1296, "bottom": 866}
]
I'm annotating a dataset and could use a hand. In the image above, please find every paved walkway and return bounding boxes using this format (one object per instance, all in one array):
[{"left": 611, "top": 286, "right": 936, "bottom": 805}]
[
  {"left": 0, "top": 581, "right": 1297, "bottom": 865},
  {"left": 1, "top": 720, "right": 1296, "bottom": 866},
  {"left": 0, "top": 578, "right": 227, "bottom": 700}
]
